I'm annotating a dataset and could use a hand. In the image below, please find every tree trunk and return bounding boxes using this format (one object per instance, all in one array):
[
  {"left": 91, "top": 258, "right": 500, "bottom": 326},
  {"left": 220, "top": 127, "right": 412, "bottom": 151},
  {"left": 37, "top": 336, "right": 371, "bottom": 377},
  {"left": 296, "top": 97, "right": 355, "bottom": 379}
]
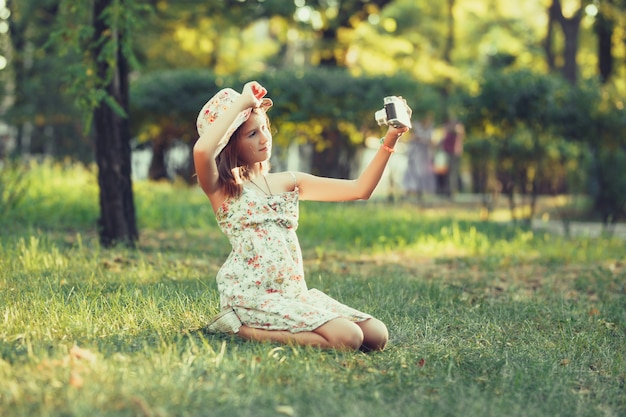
[
  {"left": 319, "top": 27, "right": 338, "bottom": 67},
  {"left": 560, "top": 14, "right": 581, "bottom": 84},
  {"left": 310, "top": 127, "right": 353, "bottom": 179},
  {"left": 93, "top": 0, "right": 138, "bottom": 247},
  {"left": 443, "top": 0, "right": 455, "bottom": 64},
  {"left": 596, "top": 10, "right": 614, "bottom": 83},
  {"left": 544, "top": 0, "right": 557, "bottom": 71},
  {"left": 440, "top": 0, "right": 456, "bottom": 107},
  {"left": 7, "top": 0, "right": 37, "bottom": 156},
  {"left": 548, "top": 0, "right": 582, "bottom": 84},
  {"left": 148, "top": 137, "right": 169, "bottom": 181}
]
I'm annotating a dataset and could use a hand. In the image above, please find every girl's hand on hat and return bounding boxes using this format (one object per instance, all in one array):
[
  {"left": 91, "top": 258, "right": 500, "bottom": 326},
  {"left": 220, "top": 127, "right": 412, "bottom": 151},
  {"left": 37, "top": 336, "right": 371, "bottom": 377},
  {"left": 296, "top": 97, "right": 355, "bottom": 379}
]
[
  {"left": 251, "top": 82, "right": 267, "bottom": 100},
  {"left": 242, "top": 81, "right": 267, "bottom": 107}
]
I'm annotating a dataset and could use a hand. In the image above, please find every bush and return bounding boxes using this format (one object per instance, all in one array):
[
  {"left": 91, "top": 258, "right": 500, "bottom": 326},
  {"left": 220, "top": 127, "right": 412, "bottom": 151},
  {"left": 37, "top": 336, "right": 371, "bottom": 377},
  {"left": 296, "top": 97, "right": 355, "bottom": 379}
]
[
  {"left": 0, "top": 160, "right": 29, "bottom": 220},
  {"left": 130, "top": 68, "right": 442, "bottom": 178},
  {"left": 587, "top": 147, "right": 626, "bottom": 224}
]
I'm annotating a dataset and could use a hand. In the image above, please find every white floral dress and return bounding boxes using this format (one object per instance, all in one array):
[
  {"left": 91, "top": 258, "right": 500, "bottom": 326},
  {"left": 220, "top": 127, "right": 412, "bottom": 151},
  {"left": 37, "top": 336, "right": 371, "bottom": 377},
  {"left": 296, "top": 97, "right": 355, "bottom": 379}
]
[{"left": 215, "top": 175, "right": 371, "bottom": 333}]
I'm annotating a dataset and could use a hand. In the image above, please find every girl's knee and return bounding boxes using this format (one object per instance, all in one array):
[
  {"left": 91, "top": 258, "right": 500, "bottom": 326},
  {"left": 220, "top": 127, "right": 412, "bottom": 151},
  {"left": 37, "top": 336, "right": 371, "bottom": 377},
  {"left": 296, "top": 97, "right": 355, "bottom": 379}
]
[
  {"left": 360, "top": 318, "right": 389, "bottom": 351},
  {"left": 317, "top": 319, "right": 364, "bottom": 350},
  {"left": 334, "top": 323, "right": 364, "bottom": 350}
]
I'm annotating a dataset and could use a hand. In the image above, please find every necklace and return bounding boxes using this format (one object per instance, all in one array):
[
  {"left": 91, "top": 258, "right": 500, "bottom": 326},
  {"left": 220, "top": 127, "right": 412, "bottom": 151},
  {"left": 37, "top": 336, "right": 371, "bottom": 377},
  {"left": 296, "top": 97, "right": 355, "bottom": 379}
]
[{"left": 249, "top": 174, "right": 273, "bottom": 196}]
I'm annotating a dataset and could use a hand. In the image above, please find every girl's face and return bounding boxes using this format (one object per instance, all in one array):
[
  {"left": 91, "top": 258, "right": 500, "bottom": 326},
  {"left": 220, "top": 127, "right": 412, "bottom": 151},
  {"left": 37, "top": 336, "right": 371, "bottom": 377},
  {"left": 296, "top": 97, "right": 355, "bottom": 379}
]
[{"left": 236, "top": 111, "right": 272, "bottom": 165}]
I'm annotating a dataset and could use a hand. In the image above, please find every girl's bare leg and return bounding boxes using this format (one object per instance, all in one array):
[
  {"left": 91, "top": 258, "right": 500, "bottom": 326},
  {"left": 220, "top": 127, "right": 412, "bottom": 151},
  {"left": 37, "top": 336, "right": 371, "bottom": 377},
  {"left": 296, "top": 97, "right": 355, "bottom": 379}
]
[
  {"left": 356, "top": 318, "right": 388, "bottom": 351},
  {"left": 237, "top": 318, "right": 364, "bottom": 350}
]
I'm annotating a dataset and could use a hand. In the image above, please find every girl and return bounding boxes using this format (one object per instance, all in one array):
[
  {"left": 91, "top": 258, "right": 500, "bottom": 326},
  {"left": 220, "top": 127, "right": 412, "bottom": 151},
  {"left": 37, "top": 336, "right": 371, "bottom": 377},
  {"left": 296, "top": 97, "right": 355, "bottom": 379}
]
[{"left": 193, "top": 81, "right": 411, "bottom": 351}]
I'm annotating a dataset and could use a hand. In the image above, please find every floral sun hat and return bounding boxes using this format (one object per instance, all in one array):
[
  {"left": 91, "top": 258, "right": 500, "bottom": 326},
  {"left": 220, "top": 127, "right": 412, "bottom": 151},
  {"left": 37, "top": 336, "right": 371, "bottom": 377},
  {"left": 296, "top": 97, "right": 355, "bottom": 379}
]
[{"left": 196, "top": 88, "right": 273, "bottom": 158}]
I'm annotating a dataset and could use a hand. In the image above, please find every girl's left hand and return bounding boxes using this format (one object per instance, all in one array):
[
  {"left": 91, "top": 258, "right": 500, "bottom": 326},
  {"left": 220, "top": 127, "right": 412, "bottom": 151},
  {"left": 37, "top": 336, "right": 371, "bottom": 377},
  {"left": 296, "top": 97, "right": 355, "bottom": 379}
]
[
  {"left": 387, "top": 124, "right": 409, "bottom": 137},
  {"left": 386, "top": 96, "right": 412, "bottom": 137}
]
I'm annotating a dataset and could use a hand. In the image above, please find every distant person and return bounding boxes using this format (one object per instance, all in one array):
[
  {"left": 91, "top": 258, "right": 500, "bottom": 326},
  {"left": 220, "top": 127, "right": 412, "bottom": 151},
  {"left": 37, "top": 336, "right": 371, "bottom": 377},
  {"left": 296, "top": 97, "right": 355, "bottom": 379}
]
[
  {"left": 193, "top": 81, "right": 412, "bottom": 351},
  {"left": 440, "top": 115, "right": 465, "bottom": 198},
  {"left": 402, "top": 112, "right": 435, "bottom": 203}
]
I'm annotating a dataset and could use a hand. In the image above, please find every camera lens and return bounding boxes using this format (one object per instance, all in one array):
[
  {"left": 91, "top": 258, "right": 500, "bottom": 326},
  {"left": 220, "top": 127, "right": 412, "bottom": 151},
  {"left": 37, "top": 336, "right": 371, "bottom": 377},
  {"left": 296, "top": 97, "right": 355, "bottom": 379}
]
[
  {"left": 374, "top": 109, "right": 387, "bottom": 126},
  {"left": 385, "top": 102, "right": 397, "bottom": 121}
]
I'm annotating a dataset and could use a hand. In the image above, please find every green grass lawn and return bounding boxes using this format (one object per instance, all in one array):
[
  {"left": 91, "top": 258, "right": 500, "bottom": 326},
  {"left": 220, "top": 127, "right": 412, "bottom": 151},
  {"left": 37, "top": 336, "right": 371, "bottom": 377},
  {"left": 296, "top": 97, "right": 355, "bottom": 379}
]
[{"left": 1, "top": 161, "right": 625, "bottom": 417}]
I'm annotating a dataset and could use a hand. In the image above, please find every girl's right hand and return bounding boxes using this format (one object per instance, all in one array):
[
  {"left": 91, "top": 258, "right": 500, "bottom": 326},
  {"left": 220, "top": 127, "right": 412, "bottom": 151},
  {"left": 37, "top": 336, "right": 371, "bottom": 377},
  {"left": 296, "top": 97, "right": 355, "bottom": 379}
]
[{"left": 242, "top": 81, "right": 267, "bottom": 107}]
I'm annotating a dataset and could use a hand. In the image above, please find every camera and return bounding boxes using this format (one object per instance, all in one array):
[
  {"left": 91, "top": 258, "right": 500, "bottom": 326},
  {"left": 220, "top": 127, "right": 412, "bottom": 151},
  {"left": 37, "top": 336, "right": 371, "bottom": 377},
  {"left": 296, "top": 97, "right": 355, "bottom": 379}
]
[{"left": 374, "top": 96, "right": 412, "bottom": 129}]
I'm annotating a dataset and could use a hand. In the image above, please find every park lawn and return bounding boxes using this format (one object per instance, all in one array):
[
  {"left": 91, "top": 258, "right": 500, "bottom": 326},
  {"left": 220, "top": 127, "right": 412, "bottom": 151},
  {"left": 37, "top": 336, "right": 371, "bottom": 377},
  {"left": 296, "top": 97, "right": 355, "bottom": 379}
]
[{"left": 0, "top": 161, "right": 625, "bottom": 417}]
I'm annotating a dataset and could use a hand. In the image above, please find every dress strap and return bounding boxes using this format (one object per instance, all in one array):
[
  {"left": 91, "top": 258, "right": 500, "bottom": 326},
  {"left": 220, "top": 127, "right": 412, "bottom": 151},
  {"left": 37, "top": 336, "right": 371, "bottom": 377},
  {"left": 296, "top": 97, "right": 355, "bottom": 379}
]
[{"left": 288, "top": 171, "right": 298, "bottom": 190}]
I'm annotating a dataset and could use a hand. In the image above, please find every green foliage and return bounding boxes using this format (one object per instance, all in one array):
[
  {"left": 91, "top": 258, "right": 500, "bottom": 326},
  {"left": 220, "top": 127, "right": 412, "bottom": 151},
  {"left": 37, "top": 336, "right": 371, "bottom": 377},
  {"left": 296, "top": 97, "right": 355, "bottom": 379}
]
[
  {"left": 461, "top": 69, "right": 626, "bottom": 223},
  {"left": 9, "top": 1, "right": 626, "bottom": 216},
  {"left": 130, "top": 68, "right": 440, "bottom": 142},
  {"left": 131, "top": 70, "right": 224, "bottom": 117},
  {"left": 587, "top": 147, "right": 626, "bottom": 223},
  {"left": 462, "top": 70, "right": 575, "bottom": 201},
  {"left": 129, "top": 69, "right": 227, "bottom": 143},
  {"left": 548, "top": 79, "right": 601, "bottom": 143},
  {"left": 463, "top": 69, "right": 569, "bottom": 134},
  {"left": 548, "top": 79, "right": 626, "bottom": 221},
  {"left": 256, "top": 68, "right": 428, "bottom": 135},
  {"left": 49, "top": 0, "right": 153, "bottom": 129},
  {"left": 4, "top": 0, "right": 87, "bottom": 159},
  {"left": 129, "top": 68, "right": 441, "bottom": 177}
]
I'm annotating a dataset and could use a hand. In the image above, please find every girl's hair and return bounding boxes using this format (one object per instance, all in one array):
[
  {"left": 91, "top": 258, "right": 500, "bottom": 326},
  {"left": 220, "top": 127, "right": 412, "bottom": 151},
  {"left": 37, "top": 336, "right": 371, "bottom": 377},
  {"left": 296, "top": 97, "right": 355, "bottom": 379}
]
[{"left": 216, "top": 108, "right": 271, "bottom": 198}]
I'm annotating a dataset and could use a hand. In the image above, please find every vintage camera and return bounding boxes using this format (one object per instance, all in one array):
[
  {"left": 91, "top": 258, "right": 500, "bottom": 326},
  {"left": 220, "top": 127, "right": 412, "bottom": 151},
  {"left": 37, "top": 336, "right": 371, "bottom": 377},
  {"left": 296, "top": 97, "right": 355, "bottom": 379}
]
[{"left": 374, "top": 96, "right": 411, "bottom": 129}]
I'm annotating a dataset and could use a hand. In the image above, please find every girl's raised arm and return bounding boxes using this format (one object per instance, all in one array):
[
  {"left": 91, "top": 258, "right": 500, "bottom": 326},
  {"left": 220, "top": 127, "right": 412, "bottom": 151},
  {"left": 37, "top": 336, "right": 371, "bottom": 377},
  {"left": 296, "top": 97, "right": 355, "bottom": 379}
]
[
  {"left": 193, "top": 82, "right": 267, "bottom": 200},
  {"left": 296, "top": 122, "right": 410, "bottom": 202}
]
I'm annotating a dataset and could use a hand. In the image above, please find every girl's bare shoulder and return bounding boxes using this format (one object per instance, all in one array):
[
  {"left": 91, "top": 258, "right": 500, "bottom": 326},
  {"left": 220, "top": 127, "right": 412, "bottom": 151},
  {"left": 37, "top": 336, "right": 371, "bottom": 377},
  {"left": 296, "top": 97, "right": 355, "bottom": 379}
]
[{"left": 267, "top": 171, "right": 300, "bottom": 193}]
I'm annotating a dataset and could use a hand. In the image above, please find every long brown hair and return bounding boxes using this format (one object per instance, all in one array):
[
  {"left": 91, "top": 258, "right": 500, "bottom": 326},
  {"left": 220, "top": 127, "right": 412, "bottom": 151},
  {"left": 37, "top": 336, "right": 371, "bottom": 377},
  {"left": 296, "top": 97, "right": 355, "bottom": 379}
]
[{"left": 215, "top": 108, "right": 271, "bottom": 198}]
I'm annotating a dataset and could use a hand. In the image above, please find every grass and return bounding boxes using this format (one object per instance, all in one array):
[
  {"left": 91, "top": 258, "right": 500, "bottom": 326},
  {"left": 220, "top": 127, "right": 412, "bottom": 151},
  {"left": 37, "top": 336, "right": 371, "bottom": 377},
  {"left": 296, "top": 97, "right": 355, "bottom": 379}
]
[{"left": 1, "top": 160, "right": 625, "bottom": 417}]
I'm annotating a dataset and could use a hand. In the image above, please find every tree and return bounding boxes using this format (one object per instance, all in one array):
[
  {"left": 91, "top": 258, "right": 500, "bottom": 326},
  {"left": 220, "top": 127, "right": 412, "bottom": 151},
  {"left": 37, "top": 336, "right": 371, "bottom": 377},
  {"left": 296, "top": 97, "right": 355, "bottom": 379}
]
[
  {"left": 52, "top": 0, "right": 148, "bottom": 247},
  {"left": 4, "top": 0, "right": 89, "bottom": 159},
  {"left": 130, "top": 69, "right": 224, "bottom": 182},
  {"left": 545, "top": 0, "right": 584, "bottom": 84},
  {"left": 462, "top": 69, "right": 575, "bottom": 222},
  {"left": 593, "top": 0, "right": 626, "bottom": 83},
  {"left": 91, "top": 0, "right": 138, "bottom": 247},
  {"left": 298, "top": 0, "right": 394, "bottom": 66},
  {"left": 132, "top": 1, "right": 402, "bottom": 178},
  {"left": 550, "top": 79, "right": 626, "bottom": 226},
  {"left": 5, "top": 0, "right": 56, "bottom": 155},
  {"left": 134, "top": 0, "right": 295, "bottom": 72},
  {"left": 127, "top": 0, "right": 299, "bottom": 180}
]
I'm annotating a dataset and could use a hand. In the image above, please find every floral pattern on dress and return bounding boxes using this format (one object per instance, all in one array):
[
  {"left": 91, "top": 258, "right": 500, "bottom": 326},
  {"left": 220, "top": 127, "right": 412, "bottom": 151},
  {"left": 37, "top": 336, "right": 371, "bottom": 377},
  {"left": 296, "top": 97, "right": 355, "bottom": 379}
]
[{"left": 215, "top": 185, "right": 371, "bottom": 333}]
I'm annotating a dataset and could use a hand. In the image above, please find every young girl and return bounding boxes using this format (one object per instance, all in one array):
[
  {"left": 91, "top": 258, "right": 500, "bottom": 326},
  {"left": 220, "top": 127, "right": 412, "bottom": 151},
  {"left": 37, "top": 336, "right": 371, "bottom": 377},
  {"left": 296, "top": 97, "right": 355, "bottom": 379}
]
[{"left": 193, "top": 81, "right": 411, "bottom": 351}]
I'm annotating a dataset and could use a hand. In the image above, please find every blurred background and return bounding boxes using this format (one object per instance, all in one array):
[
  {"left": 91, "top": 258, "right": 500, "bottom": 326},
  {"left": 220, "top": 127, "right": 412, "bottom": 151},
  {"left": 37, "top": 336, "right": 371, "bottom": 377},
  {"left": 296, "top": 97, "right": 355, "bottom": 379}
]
[{"left": 1, "top": 0, "right": 625, "bottom": 244}]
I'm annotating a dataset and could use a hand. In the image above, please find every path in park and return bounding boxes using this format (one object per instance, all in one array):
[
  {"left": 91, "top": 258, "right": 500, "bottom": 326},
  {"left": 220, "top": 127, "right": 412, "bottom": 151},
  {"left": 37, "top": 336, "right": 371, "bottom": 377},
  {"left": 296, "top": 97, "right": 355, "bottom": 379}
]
[
  {"left": 530, "top": 219, "right": 626, "bottom": 240},
  {"left": 404, "top": 193, "right": 626, "bottom": 241}
]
